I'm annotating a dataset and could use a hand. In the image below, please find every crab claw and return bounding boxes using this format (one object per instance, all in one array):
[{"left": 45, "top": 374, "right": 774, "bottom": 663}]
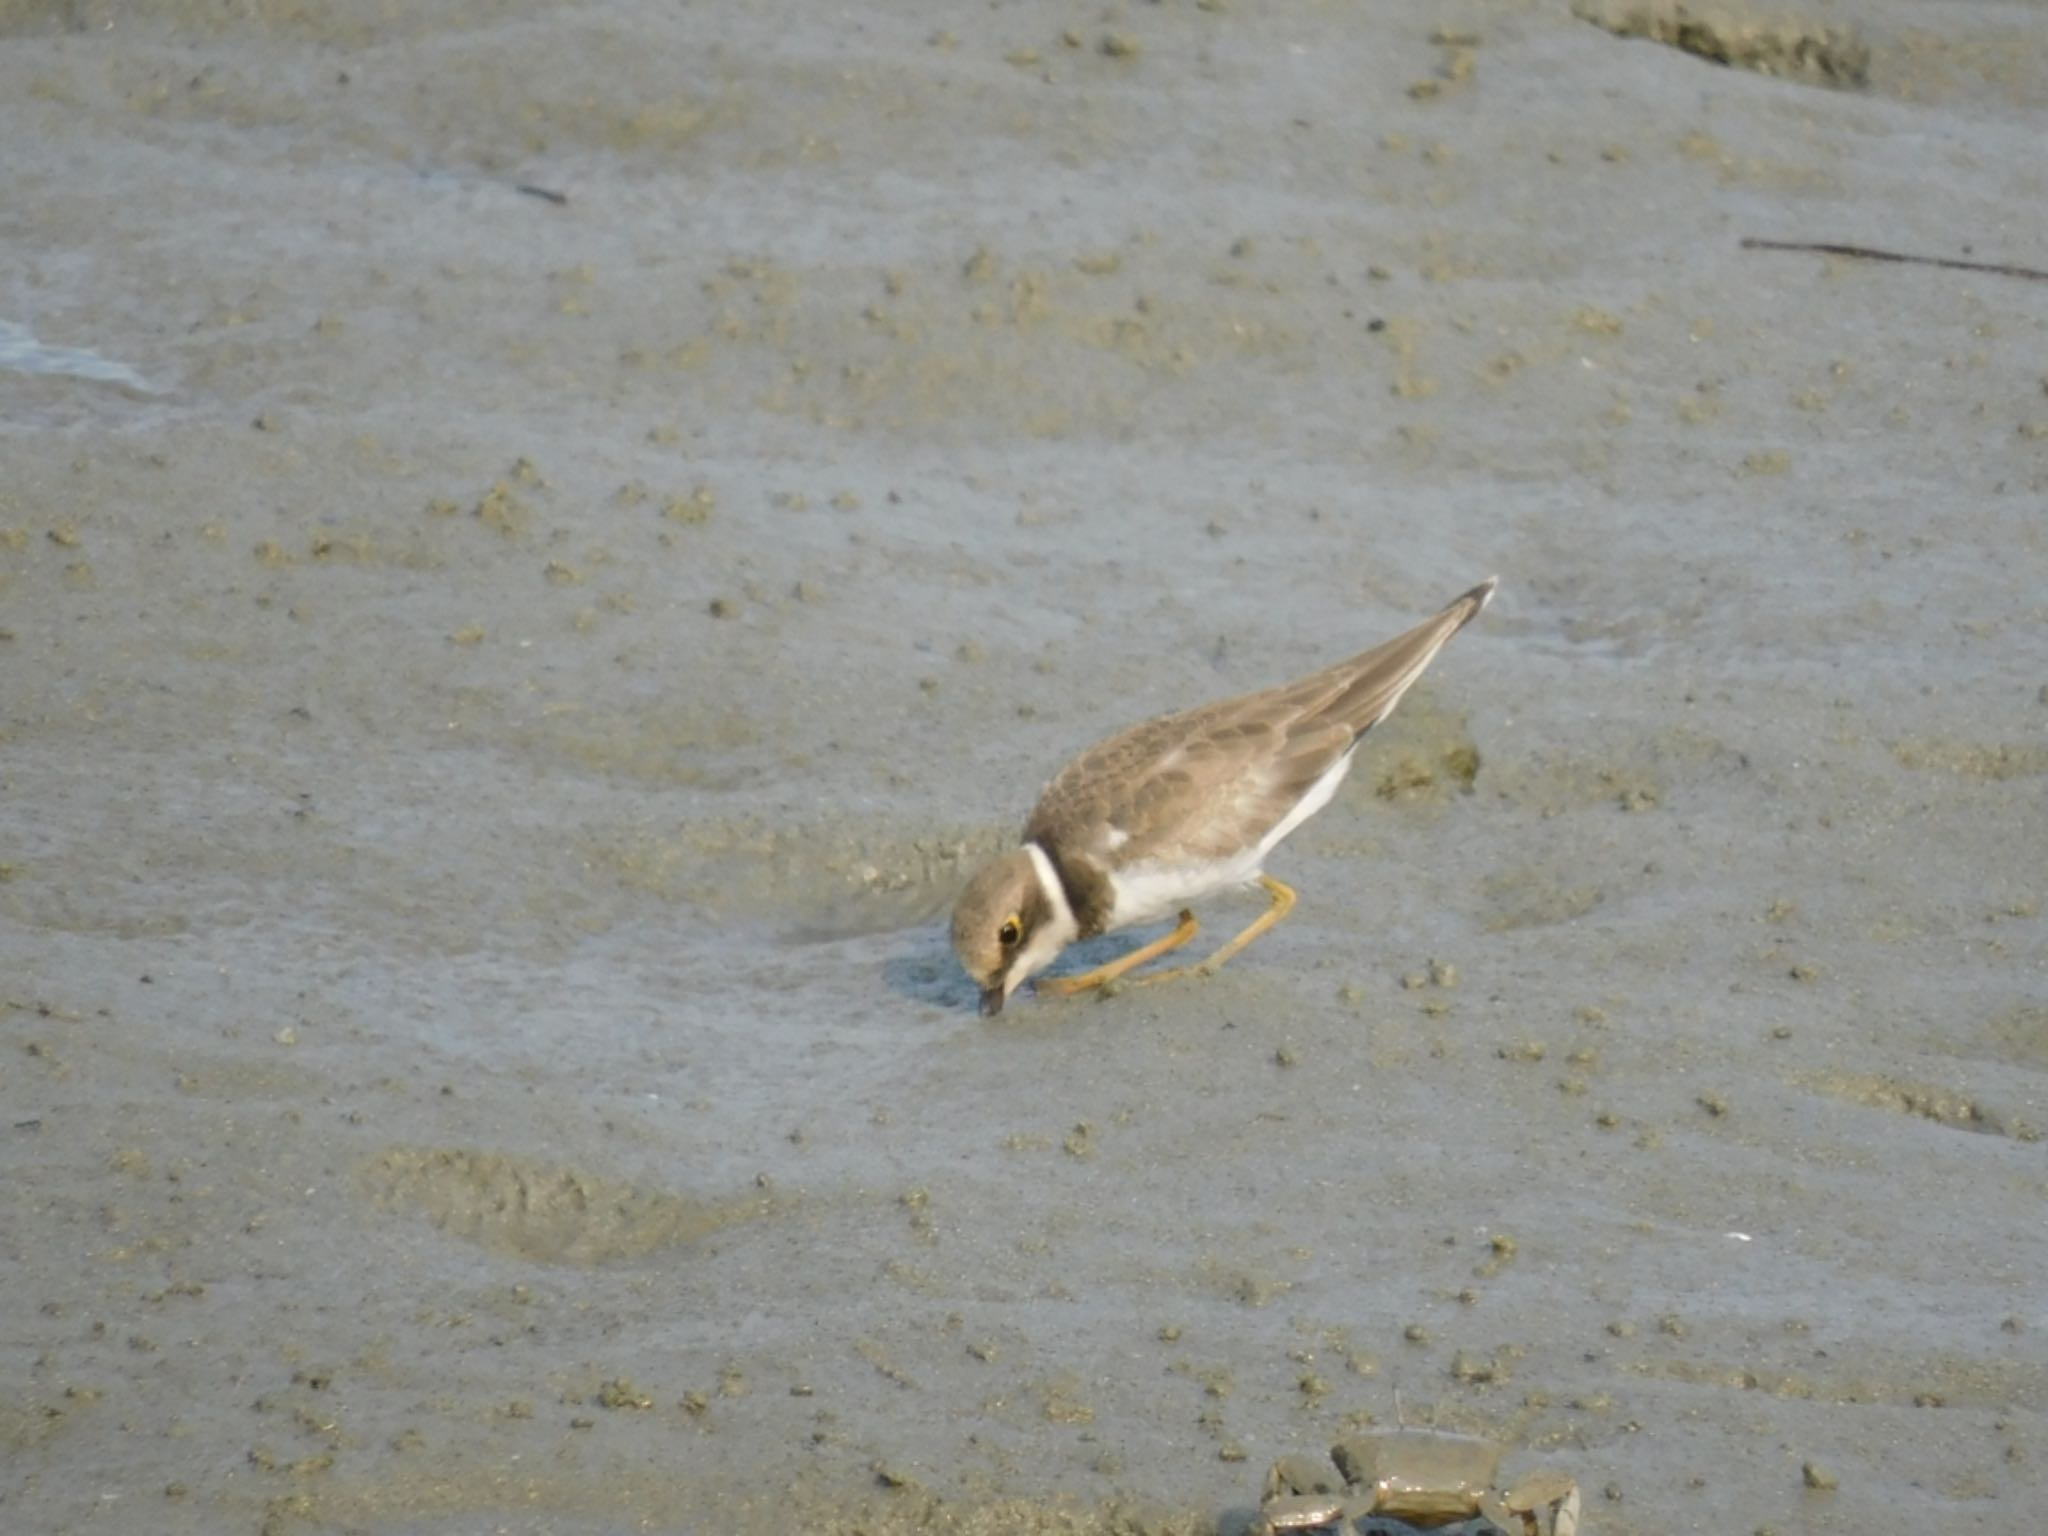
[
  {"left": 1256, "top": 1493, "right": 1348, "bottom": 1535},
  {"left": 1501, "top": 1469, "right": 1581, "bottom": 1536}
]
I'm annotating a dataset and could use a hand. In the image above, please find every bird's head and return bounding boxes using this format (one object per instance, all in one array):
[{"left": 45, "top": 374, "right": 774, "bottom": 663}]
[{"left": 951, "top": 847, "right": 1070, "bottom": 1016}]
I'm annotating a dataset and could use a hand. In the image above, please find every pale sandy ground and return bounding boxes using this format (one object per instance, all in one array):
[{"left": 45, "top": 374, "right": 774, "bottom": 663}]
[{"left": 3, "top": 2, "right": 2046, "bottom": 1534}]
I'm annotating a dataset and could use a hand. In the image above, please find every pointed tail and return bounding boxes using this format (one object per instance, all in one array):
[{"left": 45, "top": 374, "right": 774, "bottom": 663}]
[{"left": 1316, "top": 575, "right": 1498, "bottom": 737}]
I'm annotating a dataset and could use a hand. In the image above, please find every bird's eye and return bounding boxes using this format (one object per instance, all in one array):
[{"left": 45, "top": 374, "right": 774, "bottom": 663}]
[{"left": 998, "top": 917, "right": 1022, "bottom": 947}]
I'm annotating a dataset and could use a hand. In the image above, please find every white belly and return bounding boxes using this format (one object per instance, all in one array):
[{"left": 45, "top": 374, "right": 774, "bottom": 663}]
[{"left": 1100, "top": 745, "right": 1356, "bottom": 930}]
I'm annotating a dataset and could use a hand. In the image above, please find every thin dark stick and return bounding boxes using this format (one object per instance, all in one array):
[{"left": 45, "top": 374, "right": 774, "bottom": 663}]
[
  {"left": 1742, "top": 237, "right": 2048, "bottom": 282},
  {"left": 516, "top": 184, "right": 570, "bottom": 206}
]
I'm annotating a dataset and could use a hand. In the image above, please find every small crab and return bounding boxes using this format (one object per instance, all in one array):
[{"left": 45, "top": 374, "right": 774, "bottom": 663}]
[{"left": 1256, "top": 1428, "right": 1580, "bottom": 1536}]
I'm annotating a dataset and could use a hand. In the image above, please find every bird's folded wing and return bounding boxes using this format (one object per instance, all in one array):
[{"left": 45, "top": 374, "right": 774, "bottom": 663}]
[{"left": 1026, "top": 704, "right": 1357, "bottom": 865}]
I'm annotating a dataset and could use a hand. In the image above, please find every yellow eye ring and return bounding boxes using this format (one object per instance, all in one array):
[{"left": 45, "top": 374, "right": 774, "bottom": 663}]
[{"left": 998, "top": 916, "right": 1022, "bottom": 947}]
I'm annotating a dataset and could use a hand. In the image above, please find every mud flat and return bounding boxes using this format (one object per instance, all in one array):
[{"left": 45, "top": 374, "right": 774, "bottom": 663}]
[{"left": 2, "top": 2, "right": 2044, "bottom": 1534}]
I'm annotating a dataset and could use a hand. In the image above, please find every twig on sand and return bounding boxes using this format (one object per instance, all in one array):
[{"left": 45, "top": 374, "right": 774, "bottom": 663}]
[
  {"left": 1742, "top": 237, "right": 2048, "bottom": 282},
  {"left": 516, "top": 184, "right": 570, "bottom": 206}
]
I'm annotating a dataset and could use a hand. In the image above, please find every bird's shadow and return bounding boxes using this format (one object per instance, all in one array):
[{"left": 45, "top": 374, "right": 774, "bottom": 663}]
[
  {"left": 881, "top": 928, "right": 981, "bottom": 1011},
  {"left": 882, "top": 923, "right": 1178, "bottom": 1013}
]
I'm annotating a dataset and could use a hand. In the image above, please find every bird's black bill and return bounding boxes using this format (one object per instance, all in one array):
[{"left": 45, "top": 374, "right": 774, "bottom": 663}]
[{"left": 979, "top": 986, "right": 1005, "bottom": 1017}]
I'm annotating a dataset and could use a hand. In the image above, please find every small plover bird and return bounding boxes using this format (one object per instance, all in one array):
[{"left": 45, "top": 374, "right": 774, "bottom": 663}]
[{"left": 952, "top": 578, "right": 1496, "bottom": 1015}]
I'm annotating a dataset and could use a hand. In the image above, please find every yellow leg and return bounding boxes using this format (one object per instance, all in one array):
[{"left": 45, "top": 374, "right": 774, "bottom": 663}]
[
  {"left": 1037, "top": 909, "right": 1199, "bottom": 997},
  {"left": 1133, "top": 875, "right": 1297, "bottom": 987}
]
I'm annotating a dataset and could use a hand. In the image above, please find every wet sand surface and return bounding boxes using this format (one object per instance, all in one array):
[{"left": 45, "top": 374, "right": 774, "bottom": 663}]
[{"left": 3, "top": 2, "right": 2045, "bottom": 1533}]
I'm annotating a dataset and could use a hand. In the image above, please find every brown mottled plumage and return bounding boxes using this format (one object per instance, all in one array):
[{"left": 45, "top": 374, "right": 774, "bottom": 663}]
[{"left": 953, "top": 578, "right": 1497, "bottom": 1015}]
